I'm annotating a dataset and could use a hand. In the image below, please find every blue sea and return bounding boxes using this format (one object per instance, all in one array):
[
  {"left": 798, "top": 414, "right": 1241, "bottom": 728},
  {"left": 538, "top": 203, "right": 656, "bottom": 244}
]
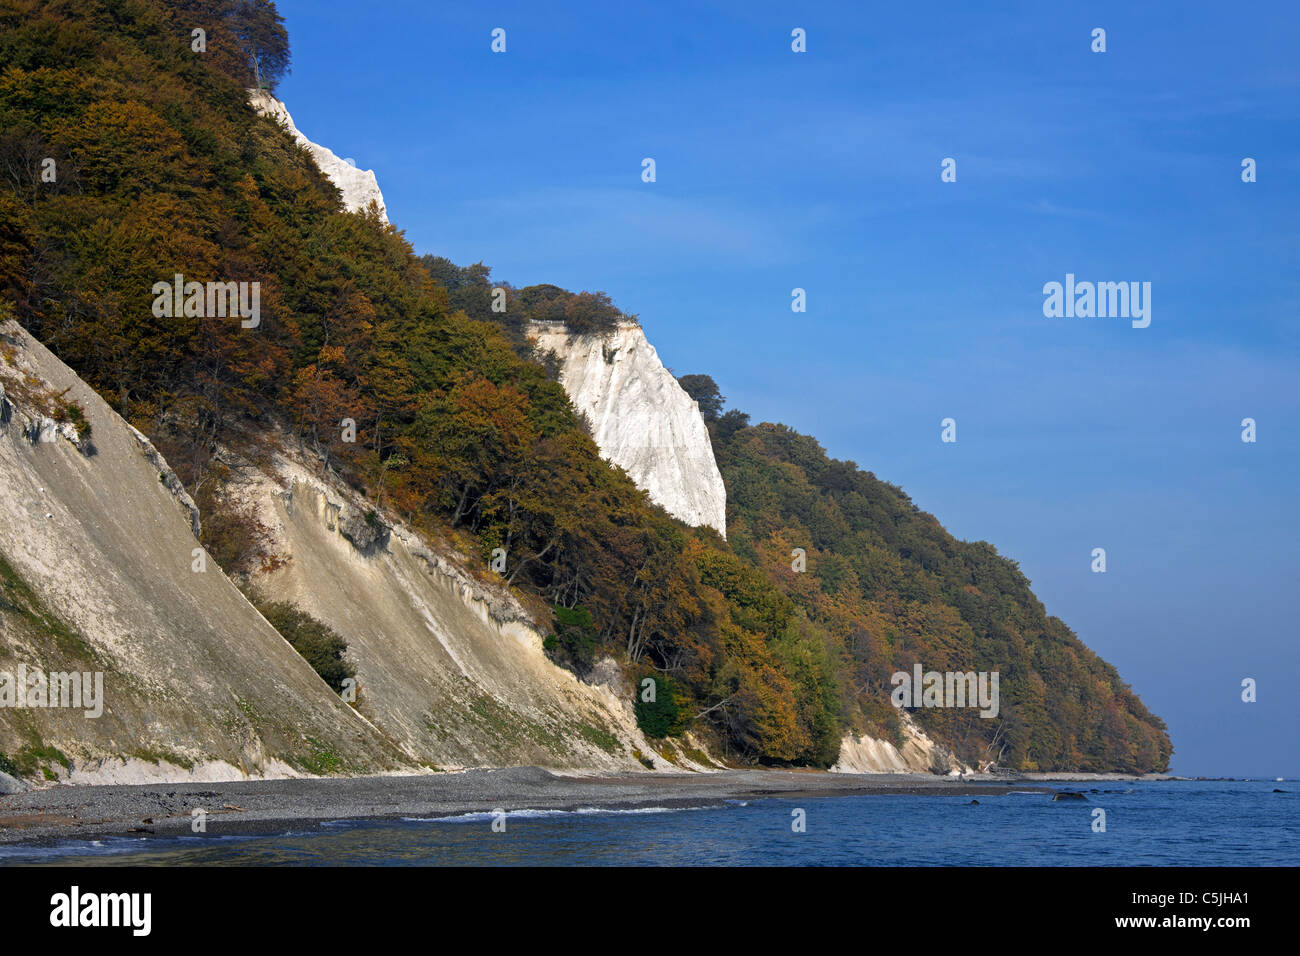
[{"left": 1, "top": 780, "right": 1295, "bottom": 866}]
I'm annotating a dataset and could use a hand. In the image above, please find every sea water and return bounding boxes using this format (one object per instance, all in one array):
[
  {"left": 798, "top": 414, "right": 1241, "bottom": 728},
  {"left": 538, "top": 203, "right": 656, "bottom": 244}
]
[{"left": 0, "top": 780, "right": 1294, "bottom": 866}]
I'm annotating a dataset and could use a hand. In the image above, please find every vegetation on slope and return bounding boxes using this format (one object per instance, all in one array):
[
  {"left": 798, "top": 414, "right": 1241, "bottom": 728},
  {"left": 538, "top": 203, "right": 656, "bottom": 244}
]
[
  {"left": 423, "top": 256, "right": 632, "bottom": 357},
  {"left": 255, "top": 599, "right": 355, "bottom": 693},
  {"left": 679, "top": 376, "right": 1172, "bottom": 771},
  {"left": 0, "top": 0, "right": 1170, "bottom": 771},
  {"left": 0, "top": 549, "right": 99, "bottom": 781}
]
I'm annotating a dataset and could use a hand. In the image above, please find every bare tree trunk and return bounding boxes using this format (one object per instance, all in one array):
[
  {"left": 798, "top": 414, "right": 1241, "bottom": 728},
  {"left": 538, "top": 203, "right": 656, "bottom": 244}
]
[{"left": 693, "top": 696, "right": 734, "bottom": 720}]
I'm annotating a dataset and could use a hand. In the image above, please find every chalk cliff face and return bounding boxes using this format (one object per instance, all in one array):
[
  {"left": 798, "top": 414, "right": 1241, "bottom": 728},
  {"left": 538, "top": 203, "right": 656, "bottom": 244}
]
[
  {"left": 830, "top": 713, "right": 970, "bottom": 776},
  {"left": 0, "top": 320, "right": 410, "bottom": 783},
  {"left": 238, "top": 456, "right": 695, "bottom": 773},
  {"left": 528, "top": 321, "right": 728, "bottom": 537},
  {"left": 0, "top": 320, "right": 710, "bottom": 783},
  {"left": 248, "top": 89, "right": 388, "bottom": 223}
]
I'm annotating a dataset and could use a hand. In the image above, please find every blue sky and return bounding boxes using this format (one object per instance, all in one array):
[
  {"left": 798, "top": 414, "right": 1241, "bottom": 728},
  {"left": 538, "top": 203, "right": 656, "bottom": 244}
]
[{"left": 272, "top": 0, "right": 1299, "bottom": 776}]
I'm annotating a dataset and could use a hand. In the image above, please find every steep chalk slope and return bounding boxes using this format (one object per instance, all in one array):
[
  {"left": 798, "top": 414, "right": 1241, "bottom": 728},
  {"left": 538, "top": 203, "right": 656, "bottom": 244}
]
[
  {"left": 528, "top": 321, "right": 727, "bottom": 536},
  {"left": 0, "top": 321, "right": 410, "bottom": 783},
  {"left": 248, "top": 89, "right": 388, "bottom": 222},
  {"left": 830, "top": 714, "right": 970, "bottom": 775},
  {"left": 241, "top": 457, "right": 689, "bottom": 772}
]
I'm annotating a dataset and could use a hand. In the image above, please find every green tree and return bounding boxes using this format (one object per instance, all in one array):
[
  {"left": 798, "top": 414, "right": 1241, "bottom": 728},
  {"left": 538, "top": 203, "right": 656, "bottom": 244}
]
[
  {"left": 677, "top": 373, "right": 724, "bottom": 420},
  {"left": 230, "top": 0, "right": 290, "bottom": 91}
]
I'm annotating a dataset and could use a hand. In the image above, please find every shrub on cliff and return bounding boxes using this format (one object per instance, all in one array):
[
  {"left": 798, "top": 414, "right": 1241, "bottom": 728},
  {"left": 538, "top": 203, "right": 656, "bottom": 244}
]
[
  {"left": 543, "top": 604, "right": 598, "bottom": 676},
  {"left": 257, "top": 601, "right": 355, "bottom": 694},
  {"left": 634, "top": 674, "right": 684, "bottom": 739},
  {"left": 676, "top": 374, "right": 724, "bottom": 421}
]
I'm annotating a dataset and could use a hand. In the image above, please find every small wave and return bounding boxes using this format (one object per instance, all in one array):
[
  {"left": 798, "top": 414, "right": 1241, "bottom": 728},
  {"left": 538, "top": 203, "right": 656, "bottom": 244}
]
[{"left": 403, "top": 805, "right": 707, "bottom": 823}]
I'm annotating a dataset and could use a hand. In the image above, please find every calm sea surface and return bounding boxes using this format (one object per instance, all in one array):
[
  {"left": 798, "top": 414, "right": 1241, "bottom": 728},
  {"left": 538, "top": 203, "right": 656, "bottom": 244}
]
[{"left": 1, "top": 780, "right": 1294, "bottom": 866}]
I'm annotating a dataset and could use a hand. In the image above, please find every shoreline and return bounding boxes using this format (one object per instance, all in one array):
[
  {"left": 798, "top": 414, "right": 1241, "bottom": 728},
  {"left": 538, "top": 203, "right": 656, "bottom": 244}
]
[{"left": 0, "top": 767, "right": 1075, "bottom": 849}]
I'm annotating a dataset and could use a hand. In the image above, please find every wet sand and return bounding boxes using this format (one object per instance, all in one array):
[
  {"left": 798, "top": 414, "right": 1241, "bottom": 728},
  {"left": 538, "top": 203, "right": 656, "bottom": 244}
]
[{"left": 0, "top": 768, "right": 1060, "bottom": 847}]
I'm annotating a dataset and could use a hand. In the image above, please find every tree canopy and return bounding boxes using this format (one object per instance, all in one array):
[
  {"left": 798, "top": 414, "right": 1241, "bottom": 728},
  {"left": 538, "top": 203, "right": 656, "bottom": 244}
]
[
  {"left": 676, "top": 373, "right": 724, "bottom": 421},
  {"left": 229, "top": 0, "right": 290, "bottom": 91}
]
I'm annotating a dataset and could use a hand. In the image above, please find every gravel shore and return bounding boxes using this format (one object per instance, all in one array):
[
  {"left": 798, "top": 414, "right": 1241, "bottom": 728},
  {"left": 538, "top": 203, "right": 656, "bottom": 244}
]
[{"left": 0, "top": 768, "right": 1059, "bottom": 847}]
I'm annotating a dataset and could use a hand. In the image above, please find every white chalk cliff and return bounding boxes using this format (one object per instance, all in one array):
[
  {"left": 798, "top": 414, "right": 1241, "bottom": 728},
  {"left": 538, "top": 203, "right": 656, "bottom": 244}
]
[
  {"left": 248, "top": 89, "right": 388, "bottom": 223},
  {"left": 239, "top": 454, "right": 693, "bottom": 773},
  {"left": 528, "top": 321, "right": 727, "bottom": 537},
  {"left": 830, "top": 712, "right": 971, "bottom": 775},
  {"left": 246, "top": 94, "right": 724, "bottom": 537},
  {"left": 0, "top": 319, "right": 409, "bottom": 783},
  {"left": 0, "top": 319, "right": 704, "bottom": 783}
]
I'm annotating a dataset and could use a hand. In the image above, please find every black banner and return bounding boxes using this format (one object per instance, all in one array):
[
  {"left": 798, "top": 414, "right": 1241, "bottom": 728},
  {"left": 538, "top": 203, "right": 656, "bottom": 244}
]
[{"left": 0, "top": 865, "right": 1277, "bottom": 942}]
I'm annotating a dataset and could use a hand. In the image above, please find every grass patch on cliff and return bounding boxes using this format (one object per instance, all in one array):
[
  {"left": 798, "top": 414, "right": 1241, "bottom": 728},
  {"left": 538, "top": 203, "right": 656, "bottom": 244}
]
[
  {"left": 133, "top": 746, "right": 196, "bottom": 770},
  {"left": 574, "top": 721, "right": 622, "bottom": 754},
  {"left": 2, "top": 742, "right": 71, "bottom": 780},
  {"left": 459, "top": 689, "right": 598, "bottom": 759},
  {"left": 677, "top": 742, "right": 716, "bottom": 767},
  {"left": 464, "top": 693, "right": 556, "bottom": 752},
  {"left": 0, "top": 356, "right": 93, "bottom": 444},
  {"left": 298, "top": 738, "right": 343, "bottom": 775},
  {"left": 0, "top": 549, "right": 98, "bottom": 663},
  {"left": 0, "top": 715, "right": 71, "bottom": 780}
]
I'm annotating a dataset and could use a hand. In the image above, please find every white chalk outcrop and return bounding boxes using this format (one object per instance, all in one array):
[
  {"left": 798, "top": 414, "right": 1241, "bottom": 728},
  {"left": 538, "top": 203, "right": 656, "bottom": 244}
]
[
  {"left": 528, "top": 321, "right": 727, "bottom": 537},
  {"left": 248, "top": 89, "right": 388, "bottom": 223},
  {"left": 831, "top": 712, "right": 971, "bottom": 775}
]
